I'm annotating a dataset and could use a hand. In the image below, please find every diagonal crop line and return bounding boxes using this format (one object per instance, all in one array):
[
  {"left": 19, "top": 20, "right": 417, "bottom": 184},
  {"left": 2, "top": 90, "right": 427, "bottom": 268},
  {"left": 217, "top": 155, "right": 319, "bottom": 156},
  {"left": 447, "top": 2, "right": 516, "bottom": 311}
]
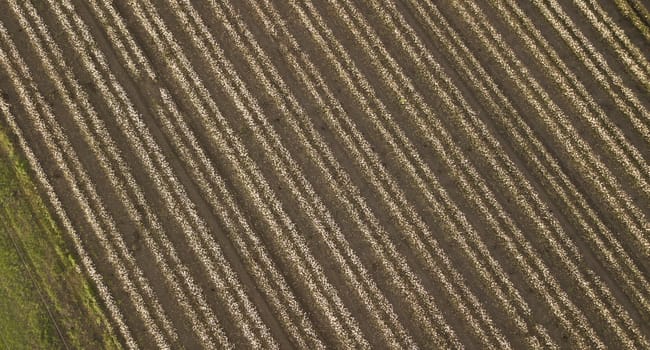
[
  {"left": 0, "top": 0, "right": 647, "bottom": 348},
  {"left": 407, "top": 0, "right": 650, "bottom": 341}
]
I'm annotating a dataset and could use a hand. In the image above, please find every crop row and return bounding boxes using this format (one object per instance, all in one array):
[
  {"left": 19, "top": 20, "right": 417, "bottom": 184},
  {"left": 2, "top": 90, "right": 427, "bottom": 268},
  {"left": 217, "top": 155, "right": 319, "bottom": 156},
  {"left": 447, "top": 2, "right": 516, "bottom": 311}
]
[{"left": 0, "top": 0, "right": 647, "bottom": 348}]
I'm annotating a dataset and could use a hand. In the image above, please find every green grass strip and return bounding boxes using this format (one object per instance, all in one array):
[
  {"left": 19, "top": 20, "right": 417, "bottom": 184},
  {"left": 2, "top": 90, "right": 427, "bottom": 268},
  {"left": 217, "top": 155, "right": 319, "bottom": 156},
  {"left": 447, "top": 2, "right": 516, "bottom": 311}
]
[{"left": 0, "top": 124, "right": 122, "bottom": 350}]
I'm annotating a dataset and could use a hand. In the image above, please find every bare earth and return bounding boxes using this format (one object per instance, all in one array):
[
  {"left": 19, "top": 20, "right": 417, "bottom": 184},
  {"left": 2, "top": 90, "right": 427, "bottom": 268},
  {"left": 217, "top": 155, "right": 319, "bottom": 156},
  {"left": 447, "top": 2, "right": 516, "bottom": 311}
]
[{"left": 0, "top": 0, "right": 649, "bottom": 348}]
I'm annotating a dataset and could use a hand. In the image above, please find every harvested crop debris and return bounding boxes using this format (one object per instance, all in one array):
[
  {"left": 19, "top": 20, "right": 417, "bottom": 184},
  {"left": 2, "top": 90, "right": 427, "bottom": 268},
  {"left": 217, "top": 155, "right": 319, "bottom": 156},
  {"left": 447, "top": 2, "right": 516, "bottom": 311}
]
[{"left": 0, "top": 0, "right": 648, "bottom": 348}]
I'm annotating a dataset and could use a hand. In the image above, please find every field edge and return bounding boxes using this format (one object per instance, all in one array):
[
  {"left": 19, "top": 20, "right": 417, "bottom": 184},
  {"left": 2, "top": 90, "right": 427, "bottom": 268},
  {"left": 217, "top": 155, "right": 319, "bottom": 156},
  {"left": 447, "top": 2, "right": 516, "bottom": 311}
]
[{"left": 0, "top": 120, "right": 122, "bottom": 350}]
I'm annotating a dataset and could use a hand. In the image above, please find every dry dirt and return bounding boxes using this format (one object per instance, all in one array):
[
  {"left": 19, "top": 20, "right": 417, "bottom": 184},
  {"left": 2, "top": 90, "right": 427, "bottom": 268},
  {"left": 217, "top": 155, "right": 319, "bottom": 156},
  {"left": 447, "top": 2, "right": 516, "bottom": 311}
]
[{"left": 0, "top": 0, "right": 649, "bottom": 348}]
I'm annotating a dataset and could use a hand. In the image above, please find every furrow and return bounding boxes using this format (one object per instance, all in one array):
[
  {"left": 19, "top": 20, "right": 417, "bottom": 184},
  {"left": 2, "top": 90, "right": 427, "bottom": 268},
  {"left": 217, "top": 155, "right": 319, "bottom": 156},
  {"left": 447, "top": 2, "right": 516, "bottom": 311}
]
[
  {"left": 574, "top": 0, "right": 650, "bottom": 91},
  {"left": 351, "top": 0, "right": 565, "bottom": 345},
  {"left": 409, "top": 0, "right": 650, "bottom": 340},
  {"left": 426, "top": 1, "right": 648, "bottom": 345},
  {"left": 156, "top": 90, "right": 325, "bottom": 349},
  {"left": 178, "top": 0, "right": 446, "bottom": 344},
  {"left": 167, "top": 0, "right": 416, "bottom": 347},
  {"left": 83, "top": 0, "right": 157, "bottom": 81},
  {"left": 256, "top": 0, "right": 520, "bottom": 346},
  {"left": 404, "top": 0, "right": 644, "bottom": 346},
  {"left": 0, "top": 19, "right": 172, "bottom": 348},
  {"left": 7, "top": 1, "right": 237, "bottom": 346},
  {"left": 287, "top": 0, "right": 593, "bottom": 346},
  {"left": 522, "top": 0, "right": 650, "bottom": 189},
  {"left": 48, "top": 4, "right": 236, "bottom": 348},
  {"left": 451, "top": 0, "right": 650, "bottom": 269},
  {"left": 78, "top": 0, "right": 280, "bottom": 346},
  {"left": 614, "top": 0, "right": 650, "bottom": 41},
  {"left": 491, "top": 0, "right": 650, "bottom": 325},
  {"left": 46, "top": 0, "right": 268, "bottom": 347},
  {"left": 304, "top": 0, "right": 632, "bottom": 346},
  {"left": 258, "top": 0, "right": 532, "bottom": 346},
  {"left": 131, "top": 0, "right": 360, "bottom": 346},
  {"left": 86, "top": 2, "right": 325, "bottom": 345},
  {"left": 191, "top": 0, "right": 470, "bottom": 344},
  {"left": 0, "top": 90, "right": 138, "bottom": 350},
  {"left": 0, "top": 0, "right": 647, "bottom": 348},
  {"left": 316, "top": 0, "right": 554, "bottom": 346},
  {"left": 446, "top": 0, "right": 648, "bottom": 344},
  {"left": 613, "top": 0, "right": 650, "bottom": 42},
  {"left": 119, "top": 0, "right": 367, "bottom": 346}
]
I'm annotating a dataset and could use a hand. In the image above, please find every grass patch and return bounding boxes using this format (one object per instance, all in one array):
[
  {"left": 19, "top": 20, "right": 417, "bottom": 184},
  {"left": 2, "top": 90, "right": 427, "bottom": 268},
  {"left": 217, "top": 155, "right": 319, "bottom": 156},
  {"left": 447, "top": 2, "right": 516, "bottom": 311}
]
[{"left": 0, "top": 124, "right": 121, "bottom": 349}]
